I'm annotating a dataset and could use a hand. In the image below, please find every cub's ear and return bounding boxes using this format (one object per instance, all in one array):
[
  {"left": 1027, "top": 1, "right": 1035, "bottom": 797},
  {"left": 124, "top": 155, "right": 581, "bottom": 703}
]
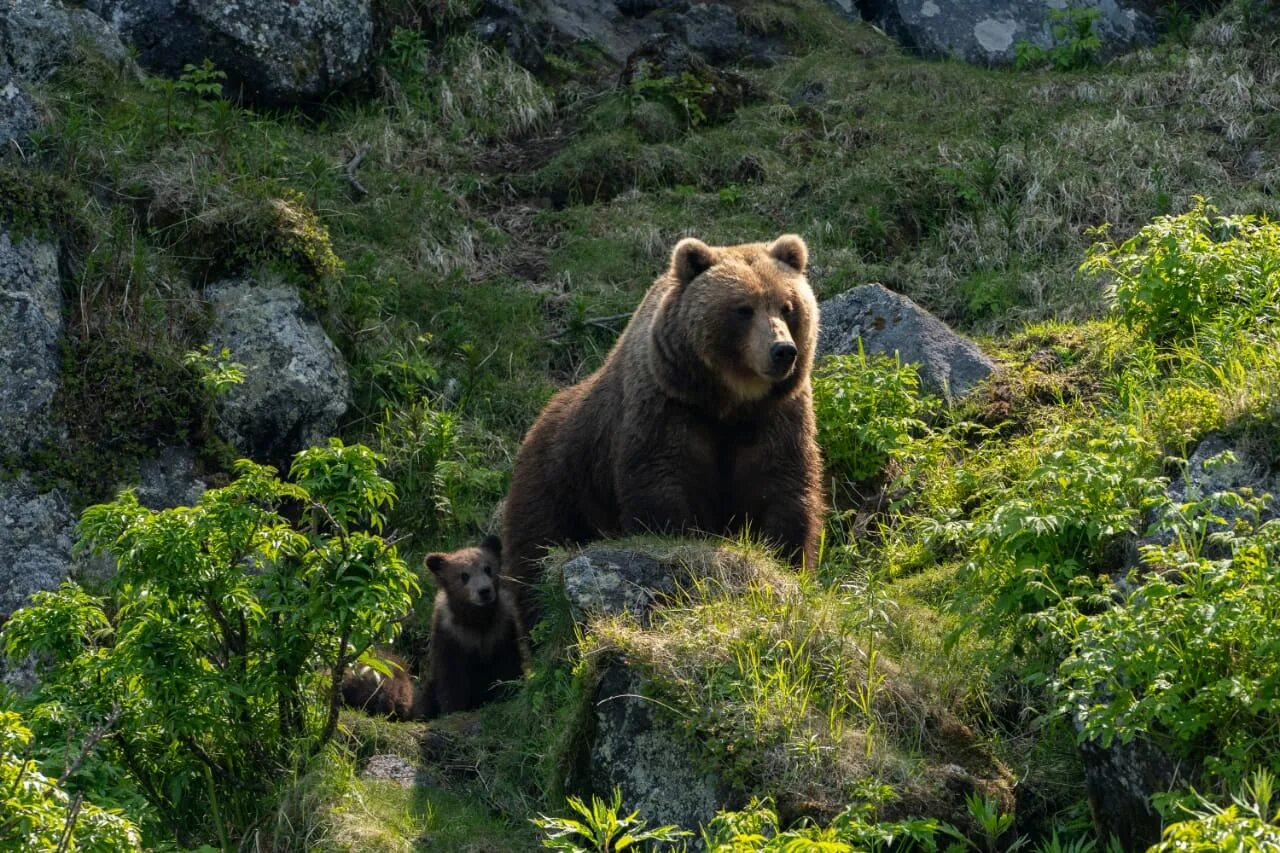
[
  {"left": 425, "top": 554, "right": 447, "bottom": 577},
  {"left": 671, "top": 237, "right": 716, "bottom": 285},
  {"left": 480, "top": 535, "right": 502, "bottom": 558},
  {"left": 767, "top": 234, "right": 808, "bottom": 273}
]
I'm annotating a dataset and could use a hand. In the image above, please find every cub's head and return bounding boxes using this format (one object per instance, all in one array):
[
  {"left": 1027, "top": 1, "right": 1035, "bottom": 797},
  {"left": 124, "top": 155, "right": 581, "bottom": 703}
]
[
  {"left": 425, "top": 535, "right": 503, "bottom": 609},
  {"left": 665, "top": 234, "right": 817, "bottom": 403}
]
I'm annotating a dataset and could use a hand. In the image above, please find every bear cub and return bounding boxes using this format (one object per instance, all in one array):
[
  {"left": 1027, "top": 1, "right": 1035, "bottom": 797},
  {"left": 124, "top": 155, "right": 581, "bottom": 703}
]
[
  {"left": 340, "top": 649, "right": 422, "bottom": 721},
  {"left": 424, "top": 535, "right": 525, "bottom": 717}
]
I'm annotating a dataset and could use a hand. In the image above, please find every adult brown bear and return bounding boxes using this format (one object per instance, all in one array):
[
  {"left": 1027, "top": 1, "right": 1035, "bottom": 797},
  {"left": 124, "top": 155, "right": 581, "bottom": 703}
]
[{"left": 504, "top": 235, "right": 823, "bottom": 620}]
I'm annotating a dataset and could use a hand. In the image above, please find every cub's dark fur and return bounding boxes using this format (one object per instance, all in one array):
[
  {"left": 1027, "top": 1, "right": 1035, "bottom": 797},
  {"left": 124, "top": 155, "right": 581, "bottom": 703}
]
[{"left": 424, "top": 536, "right": 525, "bottom": 716}]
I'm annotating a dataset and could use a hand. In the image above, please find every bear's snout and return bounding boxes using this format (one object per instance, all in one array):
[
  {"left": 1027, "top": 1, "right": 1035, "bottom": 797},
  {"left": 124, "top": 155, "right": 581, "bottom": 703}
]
[
  {"left": 474, "top": 585, "right": 495, "bottom": 605},
  {"left": 769, "top": 341, "right": 797, "bottom": 372}
]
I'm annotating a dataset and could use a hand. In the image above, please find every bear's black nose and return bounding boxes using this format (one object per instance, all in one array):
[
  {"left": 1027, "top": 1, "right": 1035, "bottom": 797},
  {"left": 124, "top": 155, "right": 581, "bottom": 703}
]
[
  {"left": 770, "top": 342, "right": 797, "bottom": 369},
  {"left": 477, "top": 587, "right": 494, "bottom": 604}
]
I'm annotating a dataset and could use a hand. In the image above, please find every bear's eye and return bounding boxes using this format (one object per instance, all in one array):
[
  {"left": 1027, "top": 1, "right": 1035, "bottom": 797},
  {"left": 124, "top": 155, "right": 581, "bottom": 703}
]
[
  {"left": 735, "top": 305, "right": 754, "bottom": 318},
  {"left": 781, "top": 301, "right": 795, "bottom": 315},
  {"left": 461, "top": 572, "right": 470, "bottom": 583}
]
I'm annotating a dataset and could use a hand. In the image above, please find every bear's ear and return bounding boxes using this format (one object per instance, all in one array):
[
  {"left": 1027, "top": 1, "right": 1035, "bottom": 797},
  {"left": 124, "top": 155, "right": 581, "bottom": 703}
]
[
  {"left": 425, "top": 554, "right": 447, "bottom": 577},
  {"left": 767, "top": 234, "right": 808, "bottom": 273},
  {"left": 480, "top": 535, "right": 502, "bottom": 559},
  {"left": 671, "top": 237, "right": 717, "bottom": 286}
]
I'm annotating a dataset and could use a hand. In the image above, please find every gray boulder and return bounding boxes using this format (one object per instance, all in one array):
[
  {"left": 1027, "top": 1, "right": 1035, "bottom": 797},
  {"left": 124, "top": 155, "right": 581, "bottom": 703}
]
[
  {"left": 1077, "top": 721, "right": 1179, "bottom": 850},
  {"left": 0, "top": 0, "right": 134, "bottom": 80},
  {"left": 135, "top": 446, "right": 206, "bottom": 511},
  {"left": 0, "top": 229, "right": 63, "bottom": 460},
  {"left": 853, "top": 0, "right": 1155, "bottom": 66},
  {"left": 0, "top": 475, "right": 75, "bottom": 621},
  {"left": 677, "top": 4, "right": 744, "bottom": 64},
  {"left": 588, "top": 666, "right": 729, "bottom": 831},
  {"left": 207, "top": 276, "right": 351, "bottom": 463},
  {"left": 561, "top": 548, "right": 674, "bottom": 625},
  {"left": 0, "top": 76, "right": 37, "bottom": 150},
  {"left": 1142, "top": 433, "right": 1278, "bottom": 555},
  {"left": 817, "top": 283, "right": 996, "bottom": 399},
  {"left": 84, "top": 0, "right": 373, "bottom": 105}
]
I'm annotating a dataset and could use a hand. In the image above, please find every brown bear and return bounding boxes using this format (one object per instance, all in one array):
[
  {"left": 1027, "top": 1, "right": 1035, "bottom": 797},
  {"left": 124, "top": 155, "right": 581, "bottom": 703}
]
[
  {"left": 423, "top": 535, "right": 526, "bottom": 717},
  {"left": 503, "top": 234, "right": 823, "bottom": 621},
  {"left": 340, "top": 649, "right": 422, "bottom": 721}
]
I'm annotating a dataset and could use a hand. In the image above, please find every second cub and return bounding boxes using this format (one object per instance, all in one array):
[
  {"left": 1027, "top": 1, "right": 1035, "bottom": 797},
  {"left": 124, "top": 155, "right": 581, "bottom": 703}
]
[{"left": 423, "top": 535, "right": 525, "bottom": 716}]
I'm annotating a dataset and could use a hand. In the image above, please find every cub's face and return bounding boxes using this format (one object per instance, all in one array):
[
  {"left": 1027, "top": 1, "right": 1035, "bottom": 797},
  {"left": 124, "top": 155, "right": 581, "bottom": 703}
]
[
  {"left": 425, "top": 536, "right": 503, "bottom": 609},
  {"left": 669, "top": 234, "right": 817, "bottom": 402}
]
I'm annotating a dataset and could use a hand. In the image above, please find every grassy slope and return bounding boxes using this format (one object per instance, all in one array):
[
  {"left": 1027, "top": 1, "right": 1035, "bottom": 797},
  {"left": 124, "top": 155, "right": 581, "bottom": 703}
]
[{"left": 9, "top": 1, "right": 1280, "bottom": 848}]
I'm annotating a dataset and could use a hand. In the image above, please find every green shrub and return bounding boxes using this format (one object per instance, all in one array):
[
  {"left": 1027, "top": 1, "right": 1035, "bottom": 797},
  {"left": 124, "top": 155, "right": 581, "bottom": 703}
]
[
  {"left": 1149, "top": 384, "right": 1223, "bottom": 457},
  {"left": 813, "top": 349, "right": 933, "bottom": 487},
  {"left": 1081, "top": 198, "right": 1280, "bottom": 345},
  {"left": 2, "top": 441, "right": 417, "bottom": 847},
  {"left": 950, "top": 423, "right": 1164, "bottom": 648},
  {"left": 1048, "top": 499, "right": 1280, "bottom": 789},
  {"left": 1014, "top": 6, "right": 1103, "bottom": 71},
  {"left": 1151, "top": 769, "right": 1280, "bottom": 852},
  {"left": 0, "top": 710, "right": 142, "bottom": 852}
]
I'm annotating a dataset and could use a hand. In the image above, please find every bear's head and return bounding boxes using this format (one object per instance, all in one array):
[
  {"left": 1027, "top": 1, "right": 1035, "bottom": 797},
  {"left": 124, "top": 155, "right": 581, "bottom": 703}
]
[
  {"left": 425, "top": 535, "right": 503, "bottom": 609},
  {"left": 660, "top": 234, "right": 817, "bottom": 405}
]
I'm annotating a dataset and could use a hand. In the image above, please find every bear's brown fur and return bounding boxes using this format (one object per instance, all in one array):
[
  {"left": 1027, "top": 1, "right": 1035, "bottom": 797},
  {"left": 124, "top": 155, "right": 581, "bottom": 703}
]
[
  {"left": 340, "top": 649, "right": 422, "bottom": 721},
  {"left": 423, "top": 536, "right": 526, "bottom": 717},
  {"left": 504, "top": 234, "right": 824, "bottom": 621}
]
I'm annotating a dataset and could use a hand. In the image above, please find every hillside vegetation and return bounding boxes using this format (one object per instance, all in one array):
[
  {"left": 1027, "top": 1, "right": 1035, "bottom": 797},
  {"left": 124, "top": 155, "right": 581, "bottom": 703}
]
[{"left": 3, "top": 0, "right": 1280, "bottom": 850}]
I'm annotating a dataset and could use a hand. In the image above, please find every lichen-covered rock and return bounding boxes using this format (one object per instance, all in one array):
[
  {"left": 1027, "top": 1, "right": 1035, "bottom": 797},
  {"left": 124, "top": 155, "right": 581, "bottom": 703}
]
[
  {"left": 852, "top": 0, "right": 1155, "bottom": 67},
  {"left": 676, "top": 4, "right": 743, "bottom": 63},
  {"left": 84, "top": 0, "right": 373, "bottom": 105},
  {"left": 0, "top": 75, "right": 37, "bottom": 149},
  {"left": 0, "top": 0, "right": 134, "bottom": 79},
  {"left": 360, "top": 754, "right": 424, "bottom": 788},
  {"left": 207, "top": 276, "right": 352, "bottom": 462},
  {"left": 0, "top": 474, "right": 76, "bottom": 621},
  {"left": 1077, "top": 722, "right": 1179, "bottom": 850},
  {"left": 561, "top": 548, "right": 673, "bottom": 625},
  {"left": 0, "top": 229, "right": 63, "bottom": 460},
  {"left": 135, "top": 446, "right": 206, "bottom": 511},
  {"left": 818, "top": 283, "right": 996, "bottom": 399},
  {"left": 588, "top": 666, "right": 729, "bottom": 831}
]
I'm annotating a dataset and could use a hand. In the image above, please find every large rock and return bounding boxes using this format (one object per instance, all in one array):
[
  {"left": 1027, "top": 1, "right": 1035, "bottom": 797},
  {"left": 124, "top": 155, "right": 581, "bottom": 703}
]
[
  {"left": 0, "top": 229, "right": 63, "bottom": 459},
  {"left": 0, "top": 0, "right": 134, "bottom": 79},
  {"left": 1078, "top": 725, "right": 1179, "bottom": 850},
  {"left": 84, "top": 0, "right": 373, "bottom": 105},
  {"left": 0, "top": 475, "right": 75, "bottom": 622},
  {"left": 207, "top": 277, "right": 352, "bottom": 462},
  {"left": 0, "top": 0, "right": 136, "bottom": 147},
  {"left": 851, "top": 0, "right": 1155, "bottom": 66},
  {"left": 561, "top": 548, "right": 674, "bottom": 625},
  {"left": 817, "top": 283, "right": 996, "bottom": 399},
  {"left": 587, "top": 666, "right": 729, "bottom": 831}
]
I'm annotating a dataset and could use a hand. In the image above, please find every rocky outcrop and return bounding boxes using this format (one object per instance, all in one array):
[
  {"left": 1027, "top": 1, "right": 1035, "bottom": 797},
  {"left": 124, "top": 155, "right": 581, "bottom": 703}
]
[
  {"left": 0, "top": 475, "right": 75, "bottom": 622},
  {"left": 587, "top": 665, "right": 730, "bottom": 830},
  {"left": 84, "top": 0, "right": 373, "bottom": 105},
  {"left": 0, "top": 0, "right": 134, "bottom": 148},
  {"left": 0, "top": 229, "right": 63, "bottom": 460},
  {"left": 818, "top": 283, "right": 996, "bottom": 399},
  {"left": 135, "top": 446, "right": 206, "bottom": 511},
  {"left": 207, "top": 276, "right": 352, "bottom": 463},
  {"left": 1078, "top": 725, "right": 1179, "bottom": 850},
  {"left": 561, "top": 548, "right": 674, "bottom": 626},
  {"left": 850, "top": 0, "right": 1155, "bottom": 67}
]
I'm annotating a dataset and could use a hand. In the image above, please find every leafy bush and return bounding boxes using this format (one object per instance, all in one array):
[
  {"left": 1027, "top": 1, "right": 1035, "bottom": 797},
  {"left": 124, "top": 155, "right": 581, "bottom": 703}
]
[
  {"left": 1014, "top": 6, "right": 1102, "bottom": 71},
  {"left": 0, "top": 710, "right": 142, "bottom": 852},
  {"left": 533, "top": 788, "right": 690, "bottom": 852},
  {"left": 1149, "top": 383, "right": 1223, "bottom": 457},
  {"left": 1049, "top": 498, "right": 1280, "bottom": 789},
  {"left": 813, "top": 349, "right": 933, "bottom": 487},
  {"left": 1152, "top": 769, "right": 1280, "bottom": 852},
  {"left": 951, "top": 423, "right": 1164, "bottom": 639},
  {"left": 2, "top": 441, "right": 417, "bottom": 847},
  {"left": 1081, "top": 197, "right": 1280, "bottom": 345}
]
